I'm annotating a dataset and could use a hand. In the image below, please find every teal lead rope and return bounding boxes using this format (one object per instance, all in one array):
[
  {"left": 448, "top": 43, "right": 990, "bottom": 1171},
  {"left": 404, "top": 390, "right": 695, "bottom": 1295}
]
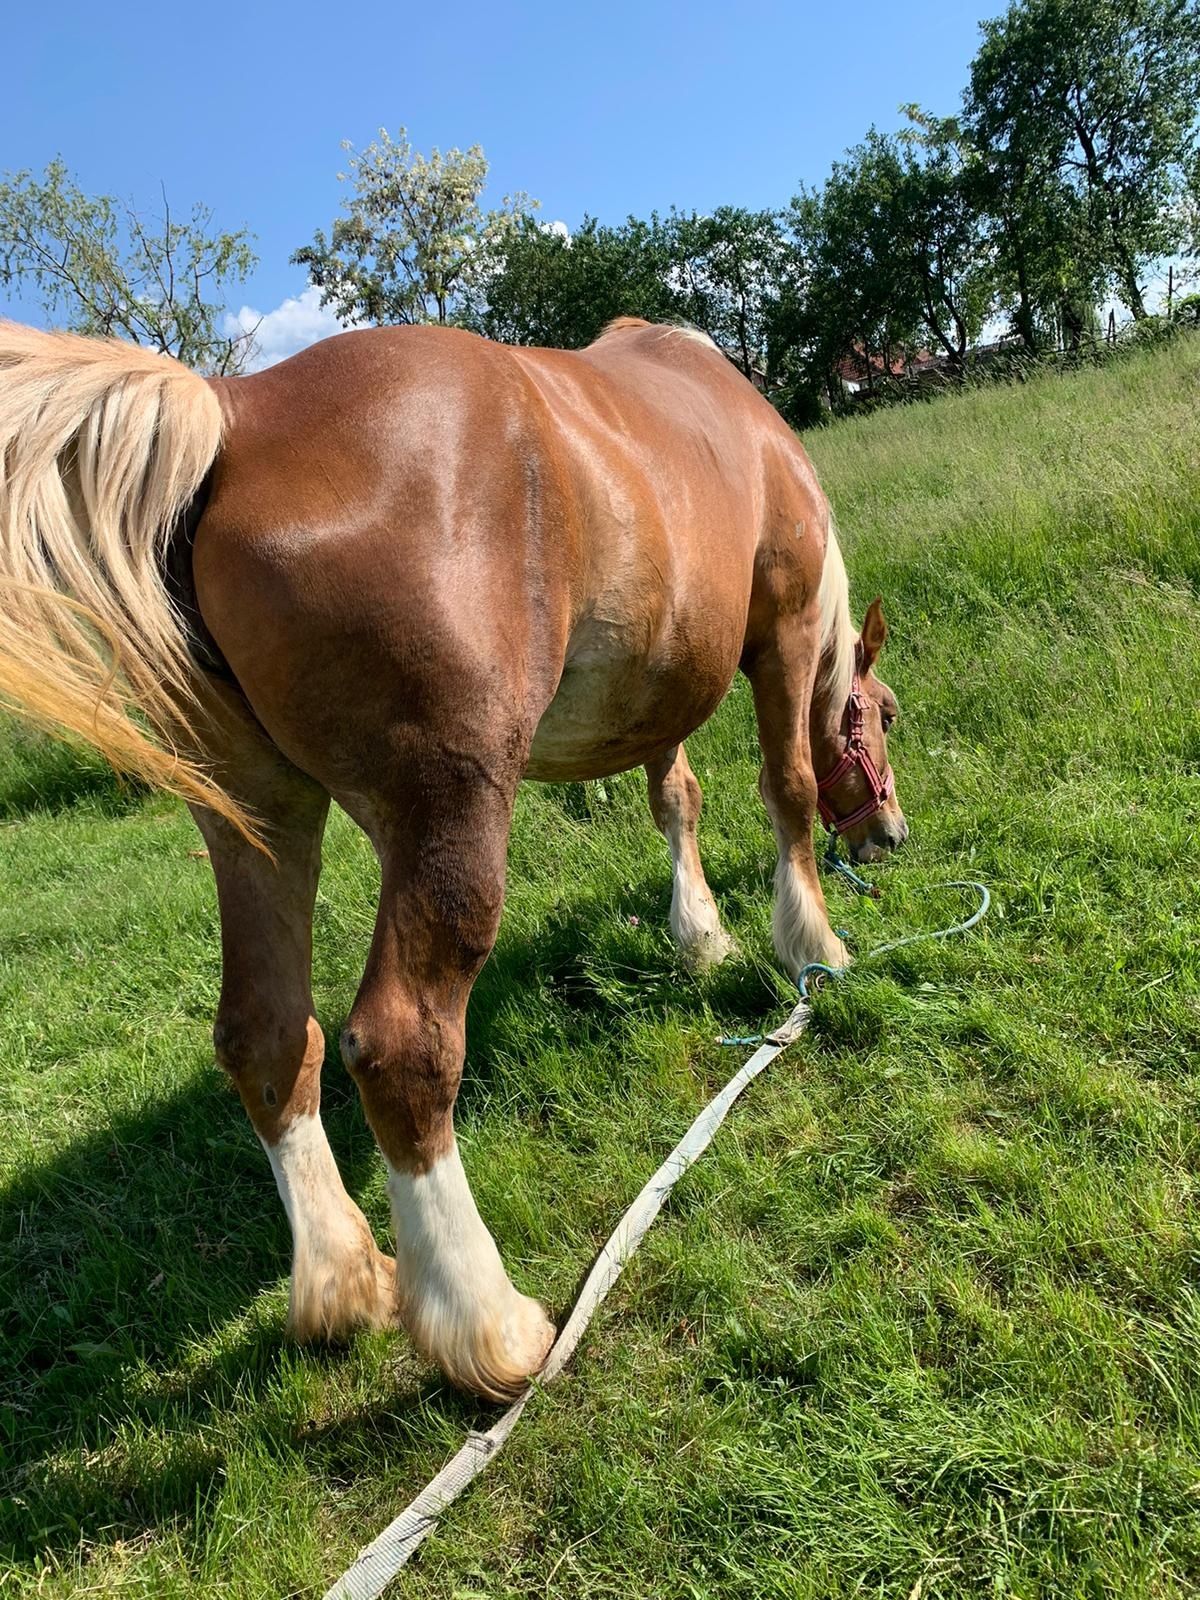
[
  {"left": 820, "top": 826, "right": 883, "bottom": 899},
  {"left": 719, "top": 832, "right": 991, "bottom": 1043}
]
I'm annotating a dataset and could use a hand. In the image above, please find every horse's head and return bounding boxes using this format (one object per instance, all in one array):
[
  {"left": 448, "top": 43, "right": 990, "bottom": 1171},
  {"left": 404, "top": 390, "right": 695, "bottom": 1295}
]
[{"left": 815, "top": 597, "right": 908, "bottom": 864}]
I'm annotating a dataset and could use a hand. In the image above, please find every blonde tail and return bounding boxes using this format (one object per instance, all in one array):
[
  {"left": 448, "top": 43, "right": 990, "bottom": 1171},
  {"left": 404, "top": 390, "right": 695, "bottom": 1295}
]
[{"left": 0, "top": 319, "right": 256, "bottom": 841}]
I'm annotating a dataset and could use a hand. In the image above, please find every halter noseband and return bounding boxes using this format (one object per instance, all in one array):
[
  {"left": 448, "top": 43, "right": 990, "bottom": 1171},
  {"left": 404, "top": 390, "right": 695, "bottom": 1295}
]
[{"left": 816, "top": 671, "right": 894, "bottom": 835}]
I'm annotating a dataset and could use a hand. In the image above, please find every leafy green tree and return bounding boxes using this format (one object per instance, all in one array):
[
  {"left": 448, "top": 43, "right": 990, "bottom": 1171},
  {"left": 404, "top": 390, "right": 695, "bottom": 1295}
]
[
  {"left": 1177, "top": 149, "right": 1200, "bottom": 293},
  {"left": 469, "top": 214, "right": 677, "bottom": 348},
  {"left": 894, "top": 112, "right": 995, "bottom": 367},
  {"left": 776, "top": 143, "right": 919, "bottom": 417},
  {"left": 780, "top": 126, "right": 990, "bottom": 403},
  {"left": 0, "top": 158, "right": 257, "bottom": 373},
  {"left": 967, "top": 0, "right": 1200, "bottom": 320},
  {"left": 293, "top": 127, "right": 536, "bottom": 326},
  {"left": 474, "top": 207, "right": 793, "bottom": 382},
  {"left": 771, "top": 122, "right": 994, "bottom": 422},
  {"left": 967, "top": 126, "right": 1099, "bottom": 351},
  {"left": 663, "top": 207, "right": 792, "bottom": 379},
  {"left": 470, "top": 212, "right": 681, "bottom": 350}
]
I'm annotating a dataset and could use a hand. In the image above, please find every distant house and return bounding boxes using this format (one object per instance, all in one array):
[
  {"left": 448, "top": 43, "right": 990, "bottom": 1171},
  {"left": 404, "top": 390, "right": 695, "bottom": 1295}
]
[
  {"left": 836, "top": 344, "right": 943, "bottom": 395},
  {"left": 715, "top": 344, "right": 769, "bottom": 393},
  {"left": 740, "top": 360, "right": 770, "bottom": 394}
]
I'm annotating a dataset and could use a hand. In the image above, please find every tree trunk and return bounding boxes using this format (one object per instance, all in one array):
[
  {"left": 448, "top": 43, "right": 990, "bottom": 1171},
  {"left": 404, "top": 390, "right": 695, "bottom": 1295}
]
[
  {"left": 1118, "top": 256, "right": 1146, "bottom": 320},
  {"left": 1013, "top": 283, "right": 1038, "bottom": 351},
  {"left": 737, "top": 307, "right": 752, "bottom": 379},
  {"left": 920, "top": 275, "right": 963, "bottom": 372}
]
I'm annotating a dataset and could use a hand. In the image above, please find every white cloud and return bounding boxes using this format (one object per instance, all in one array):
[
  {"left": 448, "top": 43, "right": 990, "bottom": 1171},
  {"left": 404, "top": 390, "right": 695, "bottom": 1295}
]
[
  {"left": 541, "top": 219, "right": 570, "bottom": 242},
  {"left": 223, "top": 285, "right": 349, "bottom": 372}
]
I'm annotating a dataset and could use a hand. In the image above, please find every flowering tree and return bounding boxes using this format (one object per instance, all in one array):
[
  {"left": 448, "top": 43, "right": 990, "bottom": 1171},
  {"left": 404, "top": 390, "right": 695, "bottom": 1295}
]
[{"left": 293, "top": 127, "right": 536, "bottom": 326}]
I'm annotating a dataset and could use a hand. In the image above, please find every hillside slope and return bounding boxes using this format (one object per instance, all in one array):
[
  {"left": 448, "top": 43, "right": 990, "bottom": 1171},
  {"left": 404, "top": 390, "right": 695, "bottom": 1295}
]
[{"left": 1, "top": 336, "right": 1198, "bottom": 1598}]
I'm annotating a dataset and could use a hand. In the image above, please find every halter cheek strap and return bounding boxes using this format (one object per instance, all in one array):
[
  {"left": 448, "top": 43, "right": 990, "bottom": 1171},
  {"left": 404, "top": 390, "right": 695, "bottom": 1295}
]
[{"left": 816, "top": 672, "right": 894, "bottom": 835}]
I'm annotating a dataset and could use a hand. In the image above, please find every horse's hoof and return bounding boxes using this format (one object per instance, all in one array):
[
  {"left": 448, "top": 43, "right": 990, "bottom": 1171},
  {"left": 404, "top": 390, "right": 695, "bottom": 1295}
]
[
  {"left": 287, "top": 1244, "right": 400, "bottom": 1344},
  {"left": 684, "top": 926, "right": 738, "bottom": 971},
  {"left": 432, "top": 1292, "right": 556, "bottom": 1403}
]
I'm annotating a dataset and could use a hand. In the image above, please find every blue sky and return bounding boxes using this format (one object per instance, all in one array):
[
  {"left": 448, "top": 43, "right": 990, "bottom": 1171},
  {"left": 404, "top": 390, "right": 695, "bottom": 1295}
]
[{"left": 3, "top": 0, "right": 991, "bottom": 362}]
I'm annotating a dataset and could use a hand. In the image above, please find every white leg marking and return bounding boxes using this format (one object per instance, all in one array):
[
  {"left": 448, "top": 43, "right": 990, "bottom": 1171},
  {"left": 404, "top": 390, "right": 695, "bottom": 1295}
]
[
  {"left": 773, "top": 850, "right": 850, "bottom": 978},
  {"left": 387, "top": 1142, "right": 553, "bottom": 1399},
  {"left": 663, "top": 817, "right": 735, "bottom": 969},
  {"left": 261, "top": 1113, "right": 393, "bottom": 1339}
]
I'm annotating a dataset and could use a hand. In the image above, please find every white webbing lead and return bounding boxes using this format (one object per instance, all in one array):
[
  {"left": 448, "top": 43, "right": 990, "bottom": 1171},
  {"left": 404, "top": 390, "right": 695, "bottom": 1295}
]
[{"left": 323, "top": 993, "right": 814, "bottom": 1600}]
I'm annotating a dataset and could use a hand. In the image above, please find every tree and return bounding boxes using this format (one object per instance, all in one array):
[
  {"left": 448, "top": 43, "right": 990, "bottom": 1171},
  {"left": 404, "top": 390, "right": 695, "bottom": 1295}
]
[
  {"left": 768, "top": 251, "right": 909, "bottom": 422},
  {"left": 467, "top": 213, "right": 679, "bottom": 348},
  {"left": 0, "top": 159, "right": 257, "bottom": 373},
  {"left": 472, "top": 206, "right": 796, "bottom": 382},
  {"left": 664, "top": 207, "right": 793, "bottom": 380},
  {"left": 967, "top": 0, "right": 1200, "bottom": 319},
  {"left": 777, "top": 141, "right": 922, "bottom": 416},
  {"left": 1177, "top": 147, "right": 1200, "bottom": 289},
  {"left": 895, "top": 112, "right": 995, "bottom": 368},
  {"left": 293, "top": 127, "right": 536, "bottom": 327},
  {"left": 770, "top": 123, "right": 994, "bottom": 421},
  {"left": 967, "top": 122, "right": 1099, "bottom": 351}
]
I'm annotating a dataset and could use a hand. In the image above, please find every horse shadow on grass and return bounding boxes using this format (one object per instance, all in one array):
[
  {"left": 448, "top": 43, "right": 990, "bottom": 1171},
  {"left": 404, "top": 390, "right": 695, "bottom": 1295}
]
[
  {"left": 0, "top": 857, "right": 780, "bottom": 1568},
  {"left": 0, "top": 733, "right": 151, "bottom": 824}
]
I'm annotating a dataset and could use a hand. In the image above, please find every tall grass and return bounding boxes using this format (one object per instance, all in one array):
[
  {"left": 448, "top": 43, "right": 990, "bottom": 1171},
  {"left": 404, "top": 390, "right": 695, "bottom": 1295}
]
[{"left": 1, "top": 336, "right": 1198, "bottom": 1597}]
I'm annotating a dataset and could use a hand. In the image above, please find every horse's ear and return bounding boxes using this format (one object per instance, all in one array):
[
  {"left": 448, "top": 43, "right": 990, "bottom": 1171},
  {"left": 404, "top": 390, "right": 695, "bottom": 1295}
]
[{"left": 858, "top": 596, "right": 888, "bottom": 673}]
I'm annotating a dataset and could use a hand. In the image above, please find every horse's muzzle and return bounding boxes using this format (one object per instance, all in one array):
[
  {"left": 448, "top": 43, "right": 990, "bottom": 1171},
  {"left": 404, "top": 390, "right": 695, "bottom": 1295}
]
[{"left": 848, "top": 811, "right": 909, "bottom": 863}]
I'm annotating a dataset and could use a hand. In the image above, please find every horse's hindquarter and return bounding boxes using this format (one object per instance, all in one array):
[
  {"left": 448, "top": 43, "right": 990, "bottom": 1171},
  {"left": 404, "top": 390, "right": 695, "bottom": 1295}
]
[
  {"left": 195, "top": 328, "right": 583, "bottom": 800},
  {"left": 518, "top": 337, "right": 762, "bottom": 782}
]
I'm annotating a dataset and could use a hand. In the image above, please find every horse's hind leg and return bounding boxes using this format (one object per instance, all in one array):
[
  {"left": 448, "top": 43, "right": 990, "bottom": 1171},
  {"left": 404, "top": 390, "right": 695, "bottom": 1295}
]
[
  {"left": 337, "top": 756, "right": 554, "bottom": 1401},
  {"left": 645, "top": 743, "right": 734, "bottom": 968},
  {"left": 190, "top": 692, "right": 394, "bottom": 1341},
  {"left": 743, "top": 611, "right": 848, "bottom": 978}
]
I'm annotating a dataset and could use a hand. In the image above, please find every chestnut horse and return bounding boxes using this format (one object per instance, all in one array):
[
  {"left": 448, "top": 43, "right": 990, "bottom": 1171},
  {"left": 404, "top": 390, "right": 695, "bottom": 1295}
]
[{"left": 0, "top": 316, "right": 906, "bottom": 1400}]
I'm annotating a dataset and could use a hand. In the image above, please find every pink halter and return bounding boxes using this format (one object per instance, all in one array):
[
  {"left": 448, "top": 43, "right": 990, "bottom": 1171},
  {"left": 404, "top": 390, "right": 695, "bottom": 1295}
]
[{"left": 816, "top": 671, "right": 895, "bottom": 835}]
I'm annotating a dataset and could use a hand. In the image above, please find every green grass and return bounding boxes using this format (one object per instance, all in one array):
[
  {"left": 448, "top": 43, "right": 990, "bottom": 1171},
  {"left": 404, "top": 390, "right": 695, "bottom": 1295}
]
[{"left": 3, "top": 336, "right": 1200, "bottom": 1598}]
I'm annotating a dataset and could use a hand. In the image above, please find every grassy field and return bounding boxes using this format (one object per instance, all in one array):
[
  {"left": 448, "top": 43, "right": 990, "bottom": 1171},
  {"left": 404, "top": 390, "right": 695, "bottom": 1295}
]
[{"left": 2, "top": 335, "right": 1200, "bottom": 1599}]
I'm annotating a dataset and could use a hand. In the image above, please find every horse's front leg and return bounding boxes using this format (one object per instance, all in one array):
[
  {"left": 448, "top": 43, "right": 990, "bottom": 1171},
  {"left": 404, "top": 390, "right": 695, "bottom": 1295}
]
[
  {"left": 743, "top": 610, "right": 849, "bottom": 977},
  {"left": 192, "top": 756, "right": 395, "bottom": 1342},
  {"left": 645, "top": 743, "right": 734, "bottom": 968},
  {"left": 338, "top": 763, "right": 554, "bottom": 1401}
]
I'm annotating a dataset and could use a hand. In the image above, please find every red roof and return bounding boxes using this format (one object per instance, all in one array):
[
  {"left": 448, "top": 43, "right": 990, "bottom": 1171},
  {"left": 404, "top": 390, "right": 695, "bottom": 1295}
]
[{"left": 836, "top": 344, "right": 938, "bottom": 382}]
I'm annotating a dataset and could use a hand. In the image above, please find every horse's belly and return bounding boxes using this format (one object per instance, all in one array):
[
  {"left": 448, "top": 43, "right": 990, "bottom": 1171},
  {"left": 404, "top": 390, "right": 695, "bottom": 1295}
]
[{"left": 525, "top": 618, "right": 739, "bottom": 782}]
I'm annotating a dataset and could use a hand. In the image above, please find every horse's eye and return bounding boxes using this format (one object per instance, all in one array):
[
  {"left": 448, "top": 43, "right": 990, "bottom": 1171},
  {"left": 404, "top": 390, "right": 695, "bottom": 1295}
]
[{"left": 882, "top": 712, "right": 895, "bottom": 733}]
